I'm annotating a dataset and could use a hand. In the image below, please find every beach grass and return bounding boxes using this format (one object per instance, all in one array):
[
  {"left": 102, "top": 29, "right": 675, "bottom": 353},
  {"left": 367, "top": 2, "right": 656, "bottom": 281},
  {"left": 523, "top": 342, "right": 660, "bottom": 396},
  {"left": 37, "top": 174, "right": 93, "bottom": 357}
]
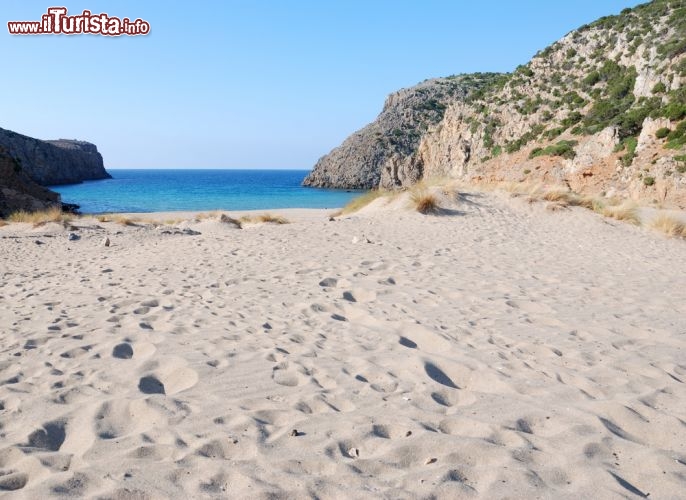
[
  {"left": 601, "top": 203, "right": 641, "bottom": 225},
  {"left": 239, "top": 213, "right": 290, "bottom": 225},
  {"left": 8, "top": 207, "right": 72, "bottom": 226},
  {"left": 410, "top": 188, "right": 440, "bottom": 214},
  {"left": 651, "top": 214, "right": 686, "bottom": 238}
]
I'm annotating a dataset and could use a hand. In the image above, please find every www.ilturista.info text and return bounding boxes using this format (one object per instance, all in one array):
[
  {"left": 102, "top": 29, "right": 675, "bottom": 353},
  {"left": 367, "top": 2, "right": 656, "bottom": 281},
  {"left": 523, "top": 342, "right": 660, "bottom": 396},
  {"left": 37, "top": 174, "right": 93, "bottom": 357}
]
[{"left": 7, "top": 7, "right": 150, "bottom": 36}]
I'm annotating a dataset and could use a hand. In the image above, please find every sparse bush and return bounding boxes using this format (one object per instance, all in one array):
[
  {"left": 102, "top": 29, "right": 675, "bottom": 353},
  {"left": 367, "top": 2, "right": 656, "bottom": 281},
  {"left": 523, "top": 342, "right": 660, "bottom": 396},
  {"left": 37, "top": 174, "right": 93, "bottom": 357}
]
[
  {"left": 583, "top": 71, "right": 601, "bottom": 87},
  {"left": 621, "top": 137, "right": 638, "bottom": 167},
  {"left": 652, "top": 82, "right": 667, "bottom": 94},
  {"left": 542, "top": 190, "right": 575, "bottom": 203},
  {"left": 8, "top": 207, "right": 71, "bottom": 226},
  {"left": 665, "top": 120, "right": 686, "bottom": 148},
  {"left": 239, "top": 213, "right": 290, "bottom": 225},
  {"left": 113, "top": 216, "right": 140, "bottom": 226},
  {"left": 651, "top": 214, "right": 686, "bottom": 238},
  {"left": 529, "top": 140, "right": 578, "bottom": 159},
  {"left": 655, "top": 127, "right": 671, "bottom": 139},
  {"left": 662, "top": 102, "right": 686, "bottom": 121},
  {"left": 643, "top": 176, "right": 656, "bottom": 186},
  {"left": 410, "top": 189, "right": 439, "bottom": 214},
  {"left": 601, "top": 204, "right": 641, "bottom": 225}
]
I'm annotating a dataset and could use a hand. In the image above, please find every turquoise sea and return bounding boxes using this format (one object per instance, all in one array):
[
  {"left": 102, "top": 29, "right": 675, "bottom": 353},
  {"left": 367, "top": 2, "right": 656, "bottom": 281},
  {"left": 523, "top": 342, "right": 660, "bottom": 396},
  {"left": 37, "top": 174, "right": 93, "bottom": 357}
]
[{"left": 50, "top": 169, "right": 361, "bottom": 214}]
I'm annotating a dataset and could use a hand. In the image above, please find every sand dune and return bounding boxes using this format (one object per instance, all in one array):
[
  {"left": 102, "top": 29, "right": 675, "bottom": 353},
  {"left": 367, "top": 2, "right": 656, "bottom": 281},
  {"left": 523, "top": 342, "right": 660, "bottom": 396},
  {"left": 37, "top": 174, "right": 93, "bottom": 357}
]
[{"left": 1, "top": 190, "right": 685, "bottom": 498}]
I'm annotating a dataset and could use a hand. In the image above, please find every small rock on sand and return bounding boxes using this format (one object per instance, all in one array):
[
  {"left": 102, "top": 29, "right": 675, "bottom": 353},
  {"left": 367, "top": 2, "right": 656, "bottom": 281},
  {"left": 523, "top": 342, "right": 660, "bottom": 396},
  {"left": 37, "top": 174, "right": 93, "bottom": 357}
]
[
  {"left": 318, "top": 278, "right": 337, "bottom": 287},
  {"left": 102, "top": 237, "right": 110, "bottom": 247},
  {"left": 68, "top": 233, "right": 80, "bottom": 241}
]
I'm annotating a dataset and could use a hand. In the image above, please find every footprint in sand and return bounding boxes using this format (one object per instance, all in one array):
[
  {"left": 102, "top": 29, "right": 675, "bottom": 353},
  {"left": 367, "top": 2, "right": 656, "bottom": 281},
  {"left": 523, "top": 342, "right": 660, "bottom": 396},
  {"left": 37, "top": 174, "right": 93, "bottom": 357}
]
[
  {"left": 0, "top": 471, "right": 28, "bottom": 491},
  {"left": 424, "top": 361, "right": 460, "bottom": 389},
  {"left": 94, "top": 399, "right": 162, "bottom": 439},
  {"left": 112, "top": 341, "right": 155, "bottom": 361},
  {"left": 371, "top": 423, "right": 410, "bottom": 439},
  {"left": 22, "top": 420, "right": 67, "bottom": 452},
  {"left": 431, "top": 390, "right": 458, "bottom": 407},
  {"left": 112, "top": 343, "right": 133, "bottom": 359},
  {"left": 60, "top": 345, "right": 93, "bottom": 359},
  {"left": 398, "top": 337, "right": 418, "bottom": 349},
  {"left": 354, "top": 371, "right": 399, "bottom": 393},
  {"left": 137, "top": 357, "right": 198, "bottom": 396},
  {"left": 272, "top": 362, "right": 305, "bottom": 387},
  {"left": 342, "top": 289, "right": 377, "bottom": 303}
]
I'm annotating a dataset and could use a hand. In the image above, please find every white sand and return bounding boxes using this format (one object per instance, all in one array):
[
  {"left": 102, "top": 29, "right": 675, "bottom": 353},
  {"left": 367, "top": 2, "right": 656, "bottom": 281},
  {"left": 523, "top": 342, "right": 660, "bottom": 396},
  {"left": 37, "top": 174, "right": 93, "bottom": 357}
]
[{"left": 1, "top": 190, "right": 685, "bottom": 499}]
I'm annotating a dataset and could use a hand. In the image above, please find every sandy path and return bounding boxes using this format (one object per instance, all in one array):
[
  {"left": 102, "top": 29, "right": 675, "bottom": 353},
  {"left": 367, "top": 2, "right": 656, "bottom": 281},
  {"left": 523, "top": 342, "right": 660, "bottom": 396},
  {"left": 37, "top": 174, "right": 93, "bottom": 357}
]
[{"left": 1, "top": 191, "right": 685, "bottom": 498}]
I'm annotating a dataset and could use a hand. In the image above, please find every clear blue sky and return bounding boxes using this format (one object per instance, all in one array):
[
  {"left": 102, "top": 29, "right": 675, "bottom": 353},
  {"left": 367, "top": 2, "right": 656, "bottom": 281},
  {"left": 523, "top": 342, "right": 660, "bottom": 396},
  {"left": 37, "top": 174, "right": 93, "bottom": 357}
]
[{"left": 3, "top": 0, "right": 642, "bottom": 169}]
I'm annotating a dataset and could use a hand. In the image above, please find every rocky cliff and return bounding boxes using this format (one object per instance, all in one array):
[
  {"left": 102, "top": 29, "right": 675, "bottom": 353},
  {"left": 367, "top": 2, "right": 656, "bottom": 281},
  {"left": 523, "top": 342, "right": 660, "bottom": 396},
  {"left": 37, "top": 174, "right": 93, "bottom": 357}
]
[
  {"left": 0, "top": 127, "right": 110, "bottom": 185},
  {"left": 0, "top": 147, "right": 61, "bottom": 218},
  {"left": 303, "top": 75, "right": 500, "bottom": 189},
  {"left": 304, "top": 0, "right": 686, "bottom": 207}
]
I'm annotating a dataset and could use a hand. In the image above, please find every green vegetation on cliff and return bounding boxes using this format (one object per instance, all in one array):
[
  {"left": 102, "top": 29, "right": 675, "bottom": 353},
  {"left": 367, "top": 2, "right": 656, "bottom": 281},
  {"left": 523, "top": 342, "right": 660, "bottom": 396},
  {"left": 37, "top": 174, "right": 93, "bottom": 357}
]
[{"left": 305, "top": 0, "right": 686, "bottom": 204}]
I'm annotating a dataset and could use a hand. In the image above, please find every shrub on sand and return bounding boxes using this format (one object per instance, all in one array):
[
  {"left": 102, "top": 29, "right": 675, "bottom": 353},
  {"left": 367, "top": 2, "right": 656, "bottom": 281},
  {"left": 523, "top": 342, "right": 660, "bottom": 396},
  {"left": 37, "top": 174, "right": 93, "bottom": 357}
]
[
  {"left": 410, "top": 189, "right": 440, "bottom": 214},
  {"left": 257, "top": 213, "right": 289, "bottom": 224},
  {"left": 8, "top": 207, "right": 72, "bottom": 226},
  {"left": 238, "top": 213, "right": 289, "bottom": 225},
  {"left": 194, "top": 212, "right": 221, "bottom": 221},
  {"left": 96, "top": 214, "right": 141, "bottom": 226},
  {"left": 542, "top": 189, "right": 576, "bottom": 203},
  {"left": 112, "top": 216, "right": 141, "bottom": 226},
  {"left": 651, "top": 215, "right": 686, "bottom": 238},
  {"left": 601, "top": 204, "right": 641, "bottom": 225},
  {"left": 573, "top": 196, "right": 602, "bottom": 211}
]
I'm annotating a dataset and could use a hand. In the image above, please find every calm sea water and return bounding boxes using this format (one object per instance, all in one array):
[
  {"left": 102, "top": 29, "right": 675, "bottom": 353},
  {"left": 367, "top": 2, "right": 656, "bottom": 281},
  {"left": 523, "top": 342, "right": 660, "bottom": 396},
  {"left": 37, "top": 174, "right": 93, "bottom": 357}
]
[{"left": 50, "top": 169, "right": 361, "bottom": 213}]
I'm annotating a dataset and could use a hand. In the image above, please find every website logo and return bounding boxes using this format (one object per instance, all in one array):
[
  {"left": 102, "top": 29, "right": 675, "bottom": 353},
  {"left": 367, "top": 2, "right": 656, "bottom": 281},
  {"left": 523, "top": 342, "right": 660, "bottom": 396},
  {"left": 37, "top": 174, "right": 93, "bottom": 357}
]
[{"left": 8, "top": 7, "right": 150, "bottom": 36}]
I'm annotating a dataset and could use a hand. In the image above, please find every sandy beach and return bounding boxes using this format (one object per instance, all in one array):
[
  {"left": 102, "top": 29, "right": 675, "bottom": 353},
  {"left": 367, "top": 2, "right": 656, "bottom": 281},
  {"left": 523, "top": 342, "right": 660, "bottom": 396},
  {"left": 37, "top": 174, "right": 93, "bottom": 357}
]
[{"left": 1, "top": 188, "right": 685, "bottom": 499}]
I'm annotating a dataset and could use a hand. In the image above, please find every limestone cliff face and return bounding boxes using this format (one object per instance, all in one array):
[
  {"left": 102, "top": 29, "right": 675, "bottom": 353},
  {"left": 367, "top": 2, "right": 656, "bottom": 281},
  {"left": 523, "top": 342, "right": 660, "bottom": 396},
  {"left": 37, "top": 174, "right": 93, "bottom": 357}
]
[
  {"left": 305, "top": 0, "right": 686, "bottom": 207},
  {"left": 0, "top": 148, "right": 60, "bottom": 218},
  {"left": 0, "top": 127, "right": 110, "bottom": 185},
  {"left": 302, "top": 75, "right": 500, "bottom": 189}
]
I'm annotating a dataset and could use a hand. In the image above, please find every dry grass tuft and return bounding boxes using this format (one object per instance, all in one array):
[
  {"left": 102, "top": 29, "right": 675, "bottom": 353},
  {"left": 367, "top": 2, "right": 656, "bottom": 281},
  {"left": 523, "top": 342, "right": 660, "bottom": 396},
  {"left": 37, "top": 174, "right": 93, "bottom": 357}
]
[
  {"left": 257, "top": 213, "right": 289, "bottom": 224},
  {"left": 96, "top": 214, "right": 141, "bottom": 226},
  {"left": 239, "top": 213, "right": 290, "bottom": 225},
  {"left": 601, "top": 204, "right": 641, "bottom": 225},
  {"left": 542, "top": 190, "right": 575, "bottom": 203},
  {"left": 112, "top": 215, "right": 141, "bottom": 226},
  {"left": 574, "top": 196, "right": 596, "bottom": 210},
  {"left": 410, "top": 189, "right": 440, "bottom": 214},
  {"left": 651, "top": 215, "right": 686, "bottom": 238},
  {"left": 219, "top": 214, "right": 242, "bottom": 228},
  {"left": 194, "top": 212, "right": 221, "bottom": 222},
  {"left": 8, "top": 207, "right": 72, "bottom": 226}
]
